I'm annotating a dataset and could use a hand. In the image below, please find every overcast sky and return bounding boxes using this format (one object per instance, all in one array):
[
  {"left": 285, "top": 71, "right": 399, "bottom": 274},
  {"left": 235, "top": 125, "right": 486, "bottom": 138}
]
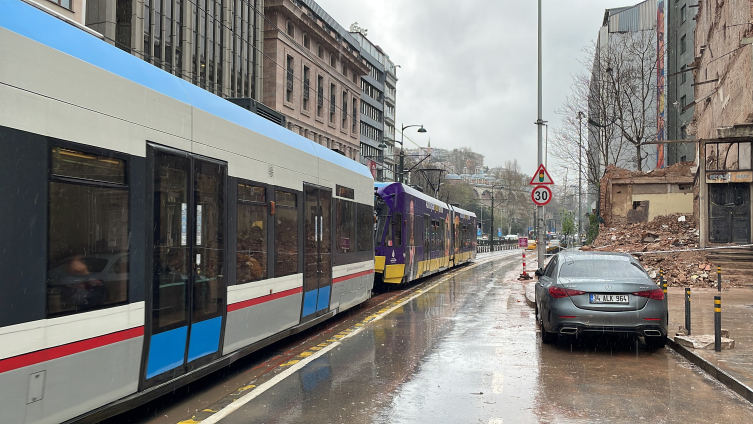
[{"left": 317, "top": 0, "right": 636, "bottom": 177}]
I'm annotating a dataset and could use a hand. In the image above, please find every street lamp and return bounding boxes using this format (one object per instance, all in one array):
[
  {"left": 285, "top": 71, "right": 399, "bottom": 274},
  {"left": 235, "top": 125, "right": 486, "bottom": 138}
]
[
  {"left": 398, "top": 124, "right": 427, "bottom": 184},
  {"left": 489, "top": 184, "right": 504, "bottom": 248}
]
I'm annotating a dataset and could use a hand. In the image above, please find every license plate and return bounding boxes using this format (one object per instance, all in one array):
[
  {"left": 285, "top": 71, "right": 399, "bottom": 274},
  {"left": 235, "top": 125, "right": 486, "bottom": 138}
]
[{"left": 590, "top": 294, "right": 629, "bottom": 304}]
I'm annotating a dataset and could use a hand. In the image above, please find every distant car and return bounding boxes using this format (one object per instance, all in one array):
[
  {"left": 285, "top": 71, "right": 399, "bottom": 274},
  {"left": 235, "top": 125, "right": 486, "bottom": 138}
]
[
  {"left": 534, "top": 251, "right": 667, "bottom": 349},
  {"left": 525, "top": 240, "right": 537, "bottom": 250},
  {"left": 549, "top": 239, "right": 560, "bottom": 247}
]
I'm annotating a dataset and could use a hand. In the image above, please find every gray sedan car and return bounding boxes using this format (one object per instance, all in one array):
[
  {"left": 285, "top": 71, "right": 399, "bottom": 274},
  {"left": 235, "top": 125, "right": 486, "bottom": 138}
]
[{"left": 534, "top": 251, "right": 667, "bottom": 349}]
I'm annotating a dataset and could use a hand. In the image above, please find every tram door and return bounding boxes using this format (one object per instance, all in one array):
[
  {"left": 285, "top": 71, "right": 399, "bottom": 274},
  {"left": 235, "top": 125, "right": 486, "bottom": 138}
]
[
  {"left": 302, "top": 184, "right": 332, "bottom": 321},
  {"left": 142, "top": 146, "right": 226, "bottom": 388}
]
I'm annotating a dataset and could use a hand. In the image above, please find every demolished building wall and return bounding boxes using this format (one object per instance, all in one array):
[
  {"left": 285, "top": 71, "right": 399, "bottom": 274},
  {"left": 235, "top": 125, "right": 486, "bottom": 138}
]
[
  {"left": 599, "top": 163, "right": 696, "bottom": 226},
  {"left": 690, "top": 0, "right": 753, "bottom": 139}
]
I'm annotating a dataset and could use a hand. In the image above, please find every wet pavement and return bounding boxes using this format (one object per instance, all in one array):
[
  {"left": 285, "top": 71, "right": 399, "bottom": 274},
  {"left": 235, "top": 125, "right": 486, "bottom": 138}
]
[
  {"left": 667, "top": 287, "right": 753, "bottom": 396},
  {"left": 117, "top": 253, "right": 753, "bottom": 424}
]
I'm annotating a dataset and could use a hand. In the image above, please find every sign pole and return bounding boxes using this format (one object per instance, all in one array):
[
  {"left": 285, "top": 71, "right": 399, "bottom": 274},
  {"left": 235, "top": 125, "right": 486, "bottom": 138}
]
[{"left": 535, "top": 0, "right": 546, "bottom": 265}]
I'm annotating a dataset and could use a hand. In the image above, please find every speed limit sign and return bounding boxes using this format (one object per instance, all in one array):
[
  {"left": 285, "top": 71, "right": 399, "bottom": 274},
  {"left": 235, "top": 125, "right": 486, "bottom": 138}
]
[{"left": 531, "top": 185, "right": 552, "bottom": 206}]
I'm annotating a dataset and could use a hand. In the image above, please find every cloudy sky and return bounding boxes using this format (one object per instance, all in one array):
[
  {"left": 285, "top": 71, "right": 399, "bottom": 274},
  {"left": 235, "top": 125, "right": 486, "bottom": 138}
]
[{"left": 317, "top": 0, "right": 637, "bottom": 177}]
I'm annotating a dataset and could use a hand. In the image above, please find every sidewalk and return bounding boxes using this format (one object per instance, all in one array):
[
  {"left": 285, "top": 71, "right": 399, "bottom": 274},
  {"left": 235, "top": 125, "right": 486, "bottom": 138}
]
[{"left": 666, "top": 286, "right": 753, "bottom": 402}]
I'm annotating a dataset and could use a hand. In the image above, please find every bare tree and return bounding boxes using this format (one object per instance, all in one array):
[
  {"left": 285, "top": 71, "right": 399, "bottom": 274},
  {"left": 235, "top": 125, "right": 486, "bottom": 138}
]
[{"left": 603, "top": 29, "right": 658, "bottom": 171}]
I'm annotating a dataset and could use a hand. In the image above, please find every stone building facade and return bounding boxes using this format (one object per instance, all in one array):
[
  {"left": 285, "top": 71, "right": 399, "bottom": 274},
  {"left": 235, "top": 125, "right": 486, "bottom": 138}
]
[
  {"left": 262, "top": 0, "right": 368, "bottom": 162},
  {"left": 691, "top": 0, "right": 753, "bottom": 246}
]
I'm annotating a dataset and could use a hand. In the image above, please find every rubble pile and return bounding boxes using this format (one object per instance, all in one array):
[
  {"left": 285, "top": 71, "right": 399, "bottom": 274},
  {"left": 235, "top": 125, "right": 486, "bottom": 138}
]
[
  {"left": 588, "top": 213, "right": 700, "bottom": 252},
  {"left": 582, "top": 213, "right": 744, "bottom": 288}
]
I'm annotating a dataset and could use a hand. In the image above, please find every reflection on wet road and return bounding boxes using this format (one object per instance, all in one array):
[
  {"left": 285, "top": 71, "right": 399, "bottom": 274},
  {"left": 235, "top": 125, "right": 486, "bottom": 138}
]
[{"left": 192, "top": 254, "right": 753, "bottom": 423}]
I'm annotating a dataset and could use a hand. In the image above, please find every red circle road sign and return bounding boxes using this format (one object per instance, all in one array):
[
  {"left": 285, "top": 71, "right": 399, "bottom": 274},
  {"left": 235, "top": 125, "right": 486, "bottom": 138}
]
[{"left": 531, "top": 185, "right": 552, "bottom": 206}]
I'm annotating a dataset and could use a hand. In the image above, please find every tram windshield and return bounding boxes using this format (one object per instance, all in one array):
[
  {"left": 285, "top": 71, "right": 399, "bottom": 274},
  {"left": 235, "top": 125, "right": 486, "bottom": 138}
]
[{"left": 375, "top": 196, "right": 389, "bottom": 246}]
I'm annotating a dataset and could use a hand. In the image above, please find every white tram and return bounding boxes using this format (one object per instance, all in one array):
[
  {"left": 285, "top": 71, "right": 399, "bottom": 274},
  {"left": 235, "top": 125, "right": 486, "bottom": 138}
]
[{"left": 0, "top": 1, "right": 374, "bottom": 422}]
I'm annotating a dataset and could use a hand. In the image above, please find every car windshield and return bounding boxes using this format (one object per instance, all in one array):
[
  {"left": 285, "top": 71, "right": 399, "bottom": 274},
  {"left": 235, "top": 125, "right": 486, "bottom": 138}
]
[{"left": 558, "top": 259, "right": 647, "bottom": 279}]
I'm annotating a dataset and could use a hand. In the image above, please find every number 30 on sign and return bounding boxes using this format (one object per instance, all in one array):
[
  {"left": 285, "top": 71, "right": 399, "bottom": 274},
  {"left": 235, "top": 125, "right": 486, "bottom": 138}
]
[{"left": 531, "top": 185, "right": 552, "bottom": 206}]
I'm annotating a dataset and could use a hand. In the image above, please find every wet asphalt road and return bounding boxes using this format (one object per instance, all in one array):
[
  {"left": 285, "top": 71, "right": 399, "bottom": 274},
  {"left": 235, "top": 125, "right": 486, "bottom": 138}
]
[{"left": 117, "top": 253, "right": 753, "bottom": 424}]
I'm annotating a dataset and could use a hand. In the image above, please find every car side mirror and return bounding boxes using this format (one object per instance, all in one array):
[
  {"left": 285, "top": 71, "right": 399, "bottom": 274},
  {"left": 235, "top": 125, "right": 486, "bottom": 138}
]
[{"left": 535, "top": 268, "right": 544, "bottom": 277}]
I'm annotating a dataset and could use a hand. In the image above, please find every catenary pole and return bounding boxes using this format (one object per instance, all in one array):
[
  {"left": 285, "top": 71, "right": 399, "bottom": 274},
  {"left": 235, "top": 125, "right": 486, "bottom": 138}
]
[
  {"left": 578, "top": 112, "right": 583, "bottom": 246},
  {"left": 536, "top": 0, "right": 546, "bottom": 263}
]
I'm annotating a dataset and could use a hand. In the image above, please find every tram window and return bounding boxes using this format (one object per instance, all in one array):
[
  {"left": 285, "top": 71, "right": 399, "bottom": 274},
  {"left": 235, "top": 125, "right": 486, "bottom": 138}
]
[
  {"left": 237, "top": 184, "right": 268, "bottom": 284},
  {"left": 51, "top": 146, "right": 125, "bottom": 184},
  {"left": 47, "top": 148, "right": 129, "bottom": 318},
  {"left": 336, "top": 199, "right": 356, "bottom": 253},
  {"left": 356, "top": 203, "right": 373, "bottom": 251},
  {"left": 394, "top": 213, "right": 402, "bottom": 247},
  {"left": 275, "top": 191, "right": 299, "bottom": 276},
  {"left": 192, "top": 160, "right": 225, "bottom": 322},
  {"left": 441, "top": 218, "right": 446, "bottom": 254}
]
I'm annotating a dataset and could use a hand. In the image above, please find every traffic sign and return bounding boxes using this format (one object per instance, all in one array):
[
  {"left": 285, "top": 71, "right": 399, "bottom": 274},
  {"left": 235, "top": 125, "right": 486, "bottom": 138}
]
[
  {"left": 529, "top": 164, "right": 554, "bottom": 185},
  {"left": 531, "top": 185, "right": 552, "bottom": 206}
]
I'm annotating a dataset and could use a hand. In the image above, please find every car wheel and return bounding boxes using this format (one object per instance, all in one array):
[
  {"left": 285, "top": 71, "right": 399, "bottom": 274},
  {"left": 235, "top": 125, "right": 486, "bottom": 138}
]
[
  {"left": 538, "top": 310, "right": 558, "bottom": 344},
  {"left": 541, "top": 327, "right": 558, "bottom": 344},
  {"left": 645, "top": 336, "right": 666, "bottom": 350}
]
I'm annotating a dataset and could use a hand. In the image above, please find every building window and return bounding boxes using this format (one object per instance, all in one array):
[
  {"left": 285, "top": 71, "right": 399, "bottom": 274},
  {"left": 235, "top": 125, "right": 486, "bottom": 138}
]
[
  {"left": 681, "top": 95, "right": 687, "bottom": 109},
  {"left": 342, "top": 62, "right": 347, "bottom": 76},
  {"left": 680, "top": 34, "right": 686, "bottom": 53},
  {"left": 352, "top": 97, "right": 358, "bottom": 133},
  {"left": 361, "top": 101, "right": 383, "bottom": 123},
  {"left": 330, "top": 83, "right": 336, "bottom": 122},
  {"left": 48, "top": 0, "right": 72, "bottom": 11},
  {"left": 286, "top": 55, "right": 294, "bottom": 103},
  {"left": 237, "top": 183, "right": 268, "bottom": 283},
  {"left": 47, "top": 146, "right": 129, "bottom": 317},
  {"left": 303, "top": 33, "right": 310, "bottom": 49},
  {"left": 274, "top": 191, "right": 298, "bottom": 277},
  {"left": 681, "top": 5, "right": 686, "bottom": 23},
  {"left": 286, "top": 21, "right": 294, "bottom": 37},
  {"left": 317, "top": 75, "right": 324, "bottom": 117},
  {"left": 681, "top": 126, "right": 687, "bottom": 140},
  {"left": 681, "top": 65, "right": 687, "bottom": 84},
  {"left": 303, "top": 66, "right": 310, "bottom": 110},
  {"left": 330, "top": 54, "right": 336, "bottom": 68},
  {"left": 342, "top": 91, "right": 348, "bottom": 128}
]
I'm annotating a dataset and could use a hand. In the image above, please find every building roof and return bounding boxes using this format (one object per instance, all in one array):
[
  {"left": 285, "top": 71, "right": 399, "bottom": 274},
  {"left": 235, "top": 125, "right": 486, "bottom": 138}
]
[{"left": 445, "top": 174, "right": 461, "bottom": 180}]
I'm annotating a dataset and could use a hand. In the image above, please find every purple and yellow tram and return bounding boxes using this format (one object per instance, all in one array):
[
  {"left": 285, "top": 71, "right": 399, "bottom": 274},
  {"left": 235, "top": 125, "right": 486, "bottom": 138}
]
[{"left": 373, "top": 183, "right": 477, "bottom": 284}]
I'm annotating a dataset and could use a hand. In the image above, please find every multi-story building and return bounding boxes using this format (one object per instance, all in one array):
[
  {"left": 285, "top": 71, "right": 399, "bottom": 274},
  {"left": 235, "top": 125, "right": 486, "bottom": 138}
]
[
  {"left": 262, "top": 0, "right": 367, "bottom": 162},
  {"left": 666, "top": 0, "right": 697, "bottom": 165},
  {"left": 587, "top": 0, "right": 659, "bottom": 208},
  {"left": 349, "top": 28, "right": 388, "bottom": 179},
  {"left": 383, "top": 56, "right": 398, "bottom": 181},
  {"left": 76, "top": 0, "right": 266, "bottom": 102}
]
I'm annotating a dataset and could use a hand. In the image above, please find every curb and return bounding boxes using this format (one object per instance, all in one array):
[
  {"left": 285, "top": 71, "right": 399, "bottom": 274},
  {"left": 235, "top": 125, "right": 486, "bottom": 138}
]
[
  {"left": 666, "top": 337, "right": 753, "bottom": 404},
  {"left": 523, "top": 281, "right": 536, "bottom": 309}
]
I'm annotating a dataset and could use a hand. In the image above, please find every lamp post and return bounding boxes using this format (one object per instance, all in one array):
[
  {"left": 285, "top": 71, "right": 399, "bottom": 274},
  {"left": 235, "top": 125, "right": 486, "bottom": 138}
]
[
  {"left": 399, "top": 124, "right": 427, "bottom": 184},
  {"left": 577, "top": 111, "right": 584, "bottom": 246},
  {"left": 489, "top": 184, "right": 504, "bottom": 248},
  {"left": 535, "top": 0, "right": 546, "bottom": 262}
]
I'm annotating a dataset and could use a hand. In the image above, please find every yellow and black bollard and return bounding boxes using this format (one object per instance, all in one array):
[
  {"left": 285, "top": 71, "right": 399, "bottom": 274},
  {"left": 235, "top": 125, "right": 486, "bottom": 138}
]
[
  {"left": 714, "top": 295, "right": 722, "bottom": 352},
  {"left": 718, "top": 266, "right": 722, "bottom": 292},
  {"left": 685, "top": 288, "right": 691, "bottom": 335},
  {"left": 660, "top": 269, "right": 668, "bottom": 307}
]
